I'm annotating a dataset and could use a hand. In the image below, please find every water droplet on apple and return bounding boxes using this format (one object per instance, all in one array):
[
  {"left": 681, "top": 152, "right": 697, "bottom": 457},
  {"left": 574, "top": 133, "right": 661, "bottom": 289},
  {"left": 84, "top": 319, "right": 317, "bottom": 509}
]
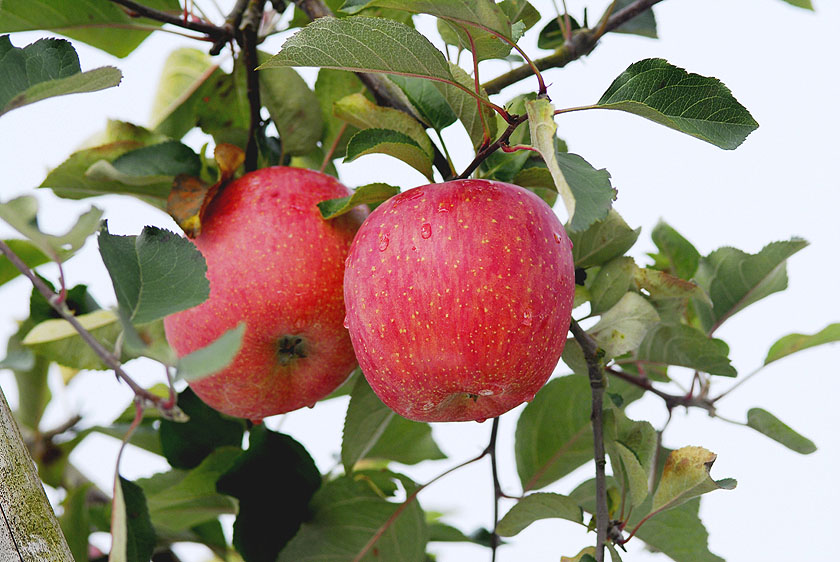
[
  {"left": 475, "top": 417, "right": 487, "bottom": 424},
  {"left": 420, "top": 223, "right": 432, "bottom": 239},
  {"left": 436, "top": 205, "right": 449, "bottom": 213},
  {"left": 522, "top": 310, "right": 533, "bottom": 326},
  {"left": 343, "top": 315, "right": 350, "bottom": 329},
  {"left": 307, "top": 402, "right": 316, "bottom": 409},
  {"left": 478, "top": 389, "right": 494, "bottom": 396},
  {"left": 378, "top": 234, "right": 389, "bottom": 251},
  {"left": 554, "top": 232, "right": 563, "bottom": 244},
  {"left": 420, "top": 401, "right": 435, "bottom": 411}
]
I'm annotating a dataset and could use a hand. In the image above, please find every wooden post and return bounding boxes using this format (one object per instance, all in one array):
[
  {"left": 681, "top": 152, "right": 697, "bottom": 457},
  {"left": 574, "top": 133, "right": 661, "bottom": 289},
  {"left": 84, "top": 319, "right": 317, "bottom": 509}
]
[{"left": 0, "top": 386, "right": 72, "bottom": 561}]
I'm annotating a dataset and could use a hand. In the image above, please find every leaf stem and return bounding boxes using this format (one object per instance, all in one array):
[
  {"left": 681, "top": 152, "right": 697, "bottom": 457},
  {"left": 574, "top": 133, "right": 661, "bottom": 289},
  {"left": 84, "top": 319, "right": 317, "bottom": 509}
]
[
  {"left": 455, "top": 113, "right": 529, "bottom": 179},
  {"left": 569, "top": 319, "right": 608, "bottom": 562},
  {"left": 482, "top": 0, "right": 667, "bottom": 95}
]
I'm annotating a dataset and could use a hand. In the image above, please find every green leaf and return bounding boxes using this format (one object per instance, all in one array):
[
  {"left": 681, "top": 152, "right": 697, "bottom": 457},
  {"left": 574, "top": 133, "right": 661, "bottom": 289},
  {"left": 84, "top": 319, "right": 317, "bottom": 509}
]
[
  {"left": 634, "top": 499, "right": 724, "bottom": 562},
  {"left": 633, "top": 266, "right": 708, "bottom": 303},
  {"left": 537, "top": 15, "right": 581, "bottom": 50},
  {"left": 389, "top": 74, "right": 457, "bottom": 130},
  {"left": 112, "top": 141, "right": 201, "bottom": 177},
  {"left": 746, "top": 408, "right": 816, "bottom": 454},
  {"left": 589, "top": 257, "right": 636, "bottom": 315},
  {"left": 764, "top": 323, "right": 840, "bottom": 365},
  {"left": 569, "top": 209, "right": 640, "bottom": 269},
  {"left": 175, "top": 324, "right": 245, "bottom": 383},
  {"left": 496, "top": 493, "right": 583, "bottom": 536},
  {"left": 342, "top": 375, "right": 396, "bottom": 473},
  {"left": 0, "top": 239, "right": 50, "bottom": 288},
  {"left": 260, "top": 16, "right": 454, "bottom": 84},
  {"left": 314, "top": 69, "right": 367, "bottom": 161},
  {"left": 217, "top": 426, "right": 321, "bottom": 562},
  {"left": 613, "top": 0, "right": 657, "bottom": 38},
  {"left": 779, "top": 0, "right": 813, "bottom": 9},
  {"left": 365, "top": 414, "right": 446, "bottom": 465},
  {"left": 335, "top": 92, "right": 434, "bottom": 157},
  {"left": 318, "top": 182, "right": 400, "bottom": 219},
  {"left": 635, "top": 323, "right": 736, "bottom": 377},
  {"left": 651, "top": 220, "right": 701, "bottom": 280},
  {"left": 0, "top": 195, "right": 102, "bottom": 259},
  {"left": 525, "top": 99, "right": 615, "bottom": 232},
  {"left": 499, "top": 0, "right": 541, "bottom": 31},
  {"left": 150, "top": 48, "right": 213, "bottom": 129},
  {"left": 277, "top": 473, "right": 428, "bottom": 562},
  {"left": 596, "top": 58, "right": 758, "bottom": 149},
  {"left": 651, "top": 446, "right": 736, "bottom": 513},
  {"left": 257, "top": 51, "right": 323, "bottom": 156},
  {"left": 137, "top": 447, "right": 240, "bottom": 532},
  {"left": 110, "top": 477, "right": 156, "bottom": 562},
  {"left": 21, "top": 309, "right": 122, "bottom": 370},
  {"left": 515, "top": 375, "right": 595, "bottom": 490},
  {"left": 436, "top": 61, "right": 497, "bottom": 149},
  {"left": 98, "top": 222, "right": 209, "bottom": 325},
  {"left": 0, "top": 0, "right": 180, "bottom": 58},
  {"left": 0, "top": 35, "right": 121, "bottom": 116},
  {"left": 590, "top": 293, "right": 660, "bottom": 359},
  {"left": 603, "top": 409, "right": 657, "bottom": 510},
  {"left": 159, "top": 388, "right": 246, "bottom": 470},
  {"left": 693, "top": 239, "right": 808, "bottom": 333},
  {"left": 344, "top": 128, "right": 434, "bottom": 180}
]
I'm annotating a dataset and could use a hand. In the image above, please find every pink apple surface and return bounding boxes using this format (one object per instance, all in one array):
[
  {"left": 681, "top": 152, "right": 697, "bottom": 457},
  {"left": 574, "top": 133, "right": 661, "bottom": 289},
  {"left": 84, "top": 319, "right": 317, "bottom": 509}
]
[
  {"left": 164, "top": 166, "right": 366, "bottom": 422},
  {"left": 343, "top": 179, "right": 575, "bottom": 422}
]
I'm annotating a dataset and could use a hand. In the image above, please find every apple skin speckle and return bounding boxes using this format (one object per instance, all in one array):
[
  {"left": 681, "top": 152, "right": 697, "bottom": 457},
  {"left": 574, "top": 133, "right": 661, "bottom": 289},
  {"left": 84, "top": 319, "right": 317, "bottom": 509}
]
[
  {"left": 164, "top": 166, "right": 366, "bottom": 421},
  {"left": 343, "top": 179, "right": 575, "bottom": 422}
]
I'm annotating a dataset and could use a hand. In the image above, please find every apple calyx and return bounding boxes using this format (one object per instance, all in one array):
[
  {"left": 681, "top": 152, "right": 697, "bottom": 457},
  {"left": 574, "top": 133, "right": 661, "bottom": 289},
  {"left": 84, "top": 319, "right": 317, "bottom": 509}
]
[{"left": 276, "top": 334, "right": 307, "bottom": 365}]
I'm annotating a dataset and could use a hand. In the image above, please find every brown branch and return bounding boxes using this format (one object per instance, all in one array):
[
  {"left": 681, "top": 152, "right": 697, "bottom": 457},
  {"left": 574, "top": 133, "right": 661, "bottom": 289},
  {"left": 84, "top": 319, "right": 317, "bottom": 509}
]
[
  {"left": 292, "top": 0, "right": 455, "bottom": 180},
  {"left": 108, "top": 0, "right": 231, "bottom": 47},
  {"left": 569, "top": 319, "right": 608, "bottom": 562},
  {"left": 0, "top": 240, "right": 179, "bottom": 418},
  {"left": 606, "top": 366, "right": 716, "bottom": 414},
  {"left": 238, "top": 0, "right": 266, "bottom": 172},
  {"left": 483, "top": 0, "right": 667, "bottom": 95}
]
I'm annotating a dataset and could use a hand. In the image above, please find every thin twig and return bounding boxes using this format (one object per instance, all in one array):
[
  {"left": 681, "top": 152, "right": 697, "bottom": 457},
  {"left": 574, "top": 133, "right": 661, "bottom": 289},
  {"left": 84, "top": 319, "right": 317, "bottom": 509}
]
[
  {"left": 456, "top": 113, "right": 529, "bottom": 179},
  {"left": 108, "top": 0, "right": 229, "bottom": 41},
  {"left": 488, "top": 417, "right": 502, "bottom": 562},
  {"left": 605, "top": 366, "right": 716, "bottom": 414},
  {"left": 0, "top": 240, "right": 176, "bottom": 415},
  {"left": 238, "top": 0, "right": 266, "bottom": 172},
  {"left": 483, "top": 0, "right": 667, "bottom": 95},
  {"left": 569, "top": 319, "right": 608, "bottom": 562}
]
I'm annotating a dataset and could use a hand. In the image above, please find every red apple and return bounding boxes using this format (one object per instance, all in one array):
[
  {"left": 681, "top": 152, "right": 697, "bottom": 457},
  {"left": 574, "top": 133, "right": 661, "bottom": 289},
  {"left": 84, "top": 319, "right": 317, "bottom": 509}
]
[
  {"left": 164, "top": 166, "right": 366, "bottom": 422},
  {"left": 343, "top": 179, "right": 575, "bottom": 422}
]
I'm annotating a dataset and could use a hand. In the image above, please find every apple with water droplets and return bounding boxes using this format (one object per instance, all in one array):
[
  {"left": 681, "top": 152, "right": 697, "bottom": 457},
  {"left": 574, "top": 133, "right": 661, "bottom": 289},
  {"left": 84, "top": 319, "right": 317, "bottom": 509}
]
[
  {"left": 164, "top": 166, "right": 366, "bottom": 422},
  {"left": 343, "top": 179, "right": 575, "bottom": 422}
]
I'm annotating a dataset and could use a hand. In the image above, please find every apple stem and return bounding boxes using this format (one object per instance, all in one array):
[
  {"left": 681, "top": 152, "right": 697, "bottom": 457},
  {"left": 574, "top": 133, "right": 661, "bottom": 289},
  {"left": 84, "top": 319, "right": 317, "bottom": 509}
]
[
  {"left": 569, "top": 319, "right": 609, "bottom": 562},
  {"left": 456, "top": 113, "right": 529, "bottom": 180}
]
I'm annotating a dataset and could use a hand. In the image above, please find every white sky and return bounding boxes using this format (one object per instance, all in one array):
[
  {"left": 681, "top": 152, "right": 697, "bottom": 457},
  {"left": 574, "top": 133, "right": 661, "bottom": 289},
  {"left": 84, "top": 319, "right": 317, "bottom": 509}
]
[{"left": 1, "top": 1, "right": 838, "bottom": 561}]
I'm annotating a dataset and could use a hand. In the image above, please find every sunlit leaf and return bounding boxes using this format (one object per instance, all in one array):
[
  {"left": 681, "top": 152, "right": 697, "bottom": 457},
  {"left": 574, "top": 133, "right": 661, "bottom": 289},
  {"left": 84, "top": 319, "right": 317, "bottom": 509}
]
[
  {"left": 764, "top": 323, "right": 840, "bottom": 365},
  {"left": 22, "top": 309, "right": 121, "bottom": 370},
  {"left": 596, "top": 59, "right": 758, "bottom": 149},
  {"left": 746, "top": 408, "right": 816, "bottom": 454},
  {"left": 779, "top": 0, "right": 813, "bottom": 9},
  {"left": 110, "top": 476, "right": 156, "bottom": 562},
  {"left": 650, "top": 220, "right": 700, "bottom": 280},
  {"left": 0, "top": 239, "right": 50, "bottom": 288},
  {"left": 344, "top": 128, "right": 434, "bottom": 180},
  {"left": 335, "top": 92, "right": 433, "bottom": 156},
  {"left": 175, "top": 324, "right": 245, "bottom": 383},
  {"left": 389, "top": 74, "right": 457, "bottom": 131},
  {"left": 589, "top": 256, "right": 636, "bottom": 315},
  {"left": 319, "top": 183, "right": 400, "bottom": 219},
  {"left": 651, "top": 446, "right": 736, "bottom": 513},
  {"left": 590, "top": 293, "right": 659, "bottom": 359},
  {"left": 496, "top": 493, "right": 583, "bottom": 536}
]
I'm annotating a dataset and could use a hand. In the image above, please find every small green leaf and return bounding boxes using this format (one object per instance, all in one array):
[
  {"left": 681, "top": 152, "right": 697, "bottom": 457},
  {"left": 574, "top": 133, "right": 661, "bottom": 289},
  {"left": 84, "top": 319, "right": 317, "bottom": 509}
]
[
  {"left": 0, "top": 36, "right": 121, "bottom": 116},
  {"left": 0, "top": 195, "right": 102, "bottom": 259},
  {"left": 110, "top": 477, "right": 156, "bottom": 562},
  {"left": 589, "top": 257, "right": 636, "bottom": 315},
  {"left": 746, "top": 408, "right": 816, "bottom": 454},
  {"left": 315, "top": 69, "right": 368, "bottom": 161},
  {"left": 335, "top": 92, "right": 434, "bottom": 157},
  {"left": 569, "top": 209, "right": 640, "bottom": 268},
  {"left": 150, "top": 48, "right": 213, "bottom": 130},
  {"left": 111, "top": 141, "right": 201, "bottom": 178},
  {"left": 344, "top": 128, "right": 434, "bottom": 180},
  {"left": 537, "top": 15, "right": 581, "bottom": 50},
  {"left": 217, "top": 426, "right": 321, "bottom": 562},
  {"left": 318, "top": 183, "right": 400, "bottom": 219},
  {"left": 693, "top": 239, "right": 808, "bottom": 333},
  {"left": 342, "top": 375, "right": 396, "bottom": 473},
  {"left": 603, "top": 409, "right": 657, "bottom": 510},
  {"left": 0, "top": 239, "right": 50, "bottom": 288},
  {"left": 633, "top": 267, "right": 708, "bottom": 303},
  {"left": 596, "top": 58, "right": 759, "bottom": 149},
  {"left": 260, "top": 16, "right": 454, "bottom": 83},
  {"left": 613, "top": 0, "right": 657, "bottom": 38},
  {"left": 634, "top": 499, "right": 723, "bottom": 562},
  {"left": 635, "top": 323, "right": 736, "bottom": 377},
  {"left": 22, "top": 309, "right": 121, "bottom": 370},
  {"left": 436, "top": 62, "right": 497, "bottom": 150},
  {"left": 389, "top": 74, "right": 457, "bottom": 131},
  {"left": 764, "top": 323, "right": 840, "bottom": 365},
  {"left": 277, "top": 472, "right": 428, "bottom": 562},
  {"left": 98, "top": 222, "right": 209, "bottom": 325},
  {"left": 175, "top": 324, "right": 245, "bottom": 383},
  {"left": 779, "top": 0, "right": 813, "bottom": 9},
  {"left": 651, "top": 220, "right": 701, "bottom": 280},
  {"left": 0, "top": 0, "right": 180, "bottom": 58},
  {"left": 590, "top": 293, "right": 660, "bottom": 359},
  {"left": 159, "top": 388, "right": 246, "bottom": 470},
  {"left": 496, "top": 493, "right": 583, "bottom": 536},
  {"left": 366, "top": 415, "right": 446, "bottom": 465},
  {"left": 651, "top": 446, "right": 736, "bottom": 513}
]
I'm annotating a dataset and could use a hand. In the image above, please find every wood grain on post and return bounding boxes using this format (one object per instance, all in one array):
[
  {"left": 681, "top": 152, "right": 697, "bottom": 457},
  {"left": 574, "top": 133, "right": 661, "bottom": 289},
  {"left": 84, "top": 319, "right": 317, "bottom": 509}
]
[{"left": 0, "top": 387, "right": 72, "bottom": 561}]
